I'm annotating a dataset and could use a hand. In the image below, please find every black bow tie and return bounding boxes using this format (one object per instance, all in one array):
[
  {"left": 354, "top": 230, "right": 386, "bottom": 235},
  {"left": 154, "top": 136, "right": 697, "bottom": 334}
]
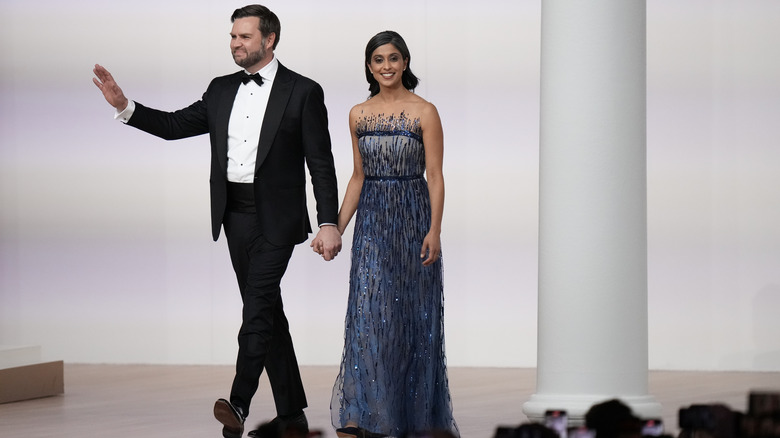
[{"left": 241, "top": 72, "right": 264, "bottom": 86}]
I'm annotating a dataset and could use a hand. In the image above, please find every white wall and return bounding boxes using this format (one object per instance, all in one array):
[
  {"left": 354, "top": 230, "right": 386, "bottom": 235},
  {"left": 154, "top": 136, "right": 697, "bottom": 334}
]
[
  {"left": 0, "top": 0, "right": 778, "bottom": 371},
  {"left": 646, "top": 1, "right": 780, "bottom": 370}
]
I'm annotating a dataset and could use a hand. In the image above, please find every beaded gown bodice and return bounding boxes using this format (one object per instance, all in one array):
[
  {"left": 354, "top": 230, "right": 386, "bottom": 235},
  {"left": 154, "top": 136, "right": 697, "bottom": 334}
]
[{"left": 356, "top": 113, "right": 426, "bottom": 178}]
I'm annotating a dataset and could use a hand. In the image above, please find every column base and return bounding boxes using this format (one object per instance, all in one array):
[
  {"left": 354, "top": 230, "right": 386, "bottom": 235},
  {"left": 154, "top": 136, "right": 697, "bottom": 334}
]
[{"left": 523, "top": 393, "right": 662, "bottom": 426}]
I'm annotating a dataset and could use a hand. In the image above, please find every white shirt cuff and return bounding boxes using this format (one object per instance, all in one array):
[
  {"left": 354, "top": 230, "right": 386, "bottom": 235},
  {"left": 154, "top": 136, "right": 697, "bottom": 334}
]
[{"left": 114, "top": 100, "right": 135, "bottom": 123}]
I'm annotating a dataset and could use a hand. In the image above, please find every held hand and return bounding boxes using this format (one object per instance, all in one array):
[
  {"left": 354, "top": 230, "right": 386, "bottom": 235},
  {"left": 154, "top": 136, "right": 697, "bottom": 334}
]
[
  {"left": 310, "top": 236, "right": 323, "bottom": 255},
  {"left": 420, "top": 232, "right": 441, "bottom": 266},
  {"left": 314, "top": 225, "right": 342, "bottom": 261},
  {"left": 92, "top": 64, "right": 129, "bottom": 111}
]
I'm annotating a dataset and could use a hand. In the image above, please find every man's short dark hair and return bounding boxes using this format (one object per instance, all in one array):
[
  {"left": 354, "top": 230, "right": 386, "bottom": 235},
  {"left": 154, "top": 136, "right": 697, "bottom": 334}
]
[{"left": 231, "top": 4, "right": 281, "bottom": 49}]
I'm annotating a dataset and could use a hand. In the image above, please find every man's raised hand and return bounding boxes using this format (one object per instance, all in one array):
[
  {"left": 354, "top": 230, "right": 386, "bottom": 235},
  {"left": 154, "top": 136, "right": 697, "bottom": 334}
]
[{"left": 92, "top": 64, "right": 129, "bottom": 111}]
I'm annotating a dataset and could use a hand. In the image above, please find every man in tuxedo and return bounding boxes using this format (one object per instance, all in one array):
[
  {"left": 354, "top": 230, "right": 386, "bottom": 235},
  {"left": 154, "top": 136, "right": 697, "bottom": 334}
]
[{"left": 92, "top": 5, "right": 340, "bottom": 438}]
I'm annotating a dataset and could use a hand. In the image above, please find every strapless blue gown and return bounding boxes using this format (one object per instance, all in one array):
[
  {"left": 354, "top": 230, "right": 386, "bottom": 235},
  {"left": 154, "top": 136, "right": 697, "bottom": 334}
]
[{"left": 330, "top": 113, "right": 458, "bottom": 437}]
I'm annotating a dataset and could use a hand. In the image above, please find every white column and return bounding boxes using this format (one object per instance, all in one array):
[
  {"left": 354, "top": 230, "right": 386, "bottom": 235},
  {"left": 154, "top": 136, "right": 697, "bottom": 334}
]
[{"left": 522, "top": 0, "right": 662, "bottom": 424}]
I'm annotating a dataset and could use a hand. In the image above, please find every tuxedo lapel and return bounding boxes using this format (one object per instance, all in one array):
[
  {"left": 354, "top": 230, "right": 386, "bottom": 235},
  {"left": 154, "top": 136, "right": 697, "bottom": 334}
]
[
  {"left": 214, "top": 74, "right": 243, "bottom": 175},
  {"left": 256, "top": 63, "right": 294, "bottom": 171}
]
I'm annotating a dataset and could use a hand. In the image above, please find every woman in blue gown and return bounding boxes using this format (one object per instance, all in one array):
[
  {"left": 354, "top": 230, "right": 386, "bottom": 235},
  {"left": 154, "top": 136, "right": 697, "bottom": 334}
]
[{"left": 312, "top": 31, "right": 458, "bottom": 438}]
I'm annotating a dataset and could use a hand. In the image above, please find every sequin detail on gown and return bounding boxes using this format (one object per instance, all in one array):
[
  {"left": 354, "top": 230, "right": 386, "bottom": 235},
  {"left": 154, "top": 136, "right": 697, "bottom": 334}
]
[{"left": 331, "top": 113, "right": 458, "bottom": 437}]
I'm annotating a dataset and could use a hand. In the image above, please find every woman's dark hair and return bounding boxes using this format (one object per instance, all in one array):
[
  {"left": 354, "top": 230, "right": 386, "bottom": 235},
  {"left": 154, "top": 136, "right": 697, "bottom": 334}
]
[
  {"left": 231, "top": 4, "right": 281, "bottom": 50},
  {"left": 364, "top": 30, "right": 419, "bottom": 97}
]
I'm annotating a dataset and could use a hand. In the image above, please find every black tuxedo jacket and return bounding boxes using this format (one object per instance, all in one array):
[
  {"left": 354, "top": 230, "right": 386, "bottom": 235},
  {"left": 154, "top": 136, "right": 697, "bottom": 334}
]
[{"left": 127, "top": 63, "right": 339, "bottom": 245}]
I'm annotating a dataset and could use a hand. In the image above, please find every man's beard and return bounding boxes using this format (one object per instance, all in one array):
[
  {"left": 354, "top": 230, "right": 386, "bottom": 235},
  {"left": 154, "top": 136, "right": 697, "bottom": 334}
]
[{"left": 233, "top": 42, "right": 267, "bottom": 69}]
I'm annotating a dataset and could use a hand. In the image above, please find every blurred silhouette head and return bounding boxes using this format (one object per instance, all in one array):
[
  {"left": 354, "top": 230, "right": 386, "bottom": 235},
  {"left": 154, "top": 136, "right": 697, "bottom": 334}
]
[{"left": 585, "top": 399, "right": 642, "bottom": 438}]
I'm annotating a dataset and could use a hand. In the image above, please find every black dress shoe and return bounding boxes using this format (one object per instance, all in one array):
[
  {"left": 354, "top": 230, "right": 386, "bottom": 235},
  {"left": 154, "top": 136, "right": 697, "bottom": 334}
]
[
  {"left": 214, "top": 398, "right": 246, "bottom": 438},
  {"left": 336, "top": 426, "right": 361, "bottom": 437},
  {"left": 248, "top": 410, "right": 308, "bottom": 438}
]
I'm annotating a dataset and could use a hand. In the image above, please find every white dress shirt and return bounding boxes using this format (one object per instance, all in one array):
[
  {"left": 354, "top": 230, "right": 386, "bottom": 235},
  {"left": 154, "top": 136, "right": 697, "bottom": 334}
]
[{"left": 226, "top": 57, "right": 278, "bottom": 182}]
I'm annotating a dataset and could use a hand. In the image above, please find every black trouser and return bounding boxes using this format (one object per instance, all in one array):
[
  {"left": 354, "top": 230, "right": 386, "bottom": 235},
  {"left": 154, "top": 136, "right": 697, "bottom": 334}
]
[{"left": 222, "top": 183, "right": 307, "bottom": 417}]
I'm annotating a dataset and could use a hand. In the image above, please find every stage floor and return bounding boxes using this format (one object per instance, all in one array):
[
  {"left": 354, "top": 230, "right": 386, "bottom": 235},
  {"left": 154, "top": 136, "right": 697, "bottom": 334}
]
[{"left": 1, "top": 364, "right": 778, "bottom": 437}]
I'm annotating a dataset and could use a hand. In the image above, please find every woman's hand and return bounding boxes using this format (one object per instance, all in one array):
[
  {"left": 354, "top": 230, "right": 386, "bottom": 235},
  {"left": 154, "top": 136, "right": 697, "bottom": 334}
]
[{"left": 420, "top": 231, "right": 441, "bottom": 266}]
